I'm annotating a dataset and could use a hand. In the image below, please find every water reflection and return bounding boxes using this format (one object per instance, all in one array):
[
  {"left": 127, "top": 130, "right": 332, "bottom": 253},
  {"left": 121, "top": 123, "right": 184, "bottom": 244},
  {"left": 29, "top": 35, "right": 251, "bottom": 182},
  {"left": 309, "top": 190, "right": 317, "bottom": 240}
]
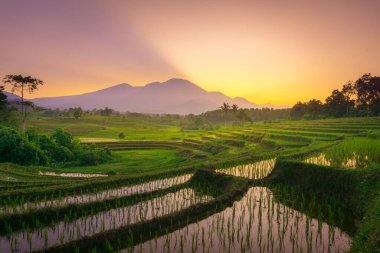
[
  {"left": 125, "top": 187, "right": 351, "bottom": 253},
  {"left": 215, "top": 159, "right": 276, "bottom": 179},
  {"left": 0, "top": 174, "right": 193, "bottom": 215},
  {"left": 0, "top": 188, "right": 213, "bottom": 253},
  {"left": 38, "top": 171, "right": 107, "bottom": 178},
  {"left": 304, "top": 153, "right": 369, "bottom": 169}
]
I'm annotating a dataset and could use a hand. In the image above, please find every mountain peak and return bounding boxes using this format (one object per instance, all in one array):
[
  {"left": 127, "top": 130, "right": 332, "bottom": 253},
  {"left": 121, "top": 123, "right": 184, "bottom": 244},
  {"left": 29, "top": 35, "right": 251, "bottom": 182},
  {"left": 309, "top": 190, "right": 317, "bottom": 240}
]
[
  {"left": 145, "top": 78, "right": 196, "bottom": 86},
  {"left": 144, "top": 78, "right": 204, "bottom": 93},
  {"left": 165, "top": 78, "right": 192, "bottom": 84},
  {"left": 100, "top": 83, "right": 132, "bottom": 90},
  {"left": 91, "top": 83, "right": 132, "bottom": 95},
  {"left": 29, "top": 78, "right": 275, "bottom": 114}
]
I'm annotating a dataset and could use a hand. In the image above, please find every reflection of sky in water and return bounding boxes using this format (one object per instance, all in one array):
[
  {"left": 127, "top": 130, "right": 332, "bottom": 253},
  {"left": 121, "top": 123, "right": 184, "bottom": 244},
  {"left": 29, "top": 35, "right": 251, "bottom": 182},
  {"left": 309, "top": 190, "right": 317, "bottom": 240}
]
[
  {"left": 215, "top": 159, "right": 276, "bottom": 179},
  {"left": 0, "top": 188, "right": 213, "bottom": 253},
  {"left": 0, "top": 174, "right": 193, "bottom": 215},
  {"left": 125, "top": 187, "right": 351, "bottom": 253},
  {"left": 39, "top": 171, "right": 107, "bottom": 178},
  {"left": 304, "top": 153, "right": 369, "bottom": 169}
]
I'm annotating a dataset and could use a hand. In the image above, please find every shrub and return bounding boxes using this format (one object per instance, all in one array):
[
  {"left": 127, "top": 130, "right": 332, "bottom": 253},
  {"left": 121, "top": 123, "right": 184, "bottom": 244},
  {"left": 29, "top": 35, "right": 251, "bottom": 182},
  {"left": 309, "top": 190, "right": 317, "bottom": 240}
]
[
  {"left": 0, "top": 126, "right": 47, "bottom": 165},
  {"left": 77, "top": 144, "right": 112, "bottom": 166},
  {"left": 0, "top": 126, "right": 111, "bottom": 166},
  {"left": 52, "top": 128, "right": 74, "bottom": 148},
  {"left": 28, "top": 132, "right": 74, "bottom": 164},
  {"left": 107, "top": 170, "right": 117, "bottom": 176},
  {"left": 201, "top": 142, "right": 224, "bottom": 155},
  {"left": 118, "top": 132, "right": 125, "bottom": 139}
]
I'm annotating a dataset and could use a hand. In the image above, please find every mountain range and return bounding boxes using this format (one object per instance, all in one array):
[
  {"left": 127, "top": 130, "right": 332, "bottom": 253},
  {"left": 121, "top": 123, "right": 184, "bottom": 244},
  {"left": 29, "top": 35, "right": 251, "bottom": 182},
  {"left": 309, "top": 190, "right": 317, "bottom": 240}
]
[{"left": 4, "top": 78, "right": 286, "bottom": 114}]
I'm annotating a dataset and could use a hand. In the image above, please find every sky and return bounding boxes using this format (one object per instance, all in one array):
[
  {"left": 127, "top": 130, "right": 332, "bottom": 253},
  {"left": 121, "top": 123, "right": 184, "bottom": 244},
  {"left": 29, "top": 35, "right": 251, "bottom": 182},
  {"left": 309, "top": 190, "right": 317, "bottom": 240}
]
[{"left": 1, "top": 0, "right": 379, "bottom": 105}]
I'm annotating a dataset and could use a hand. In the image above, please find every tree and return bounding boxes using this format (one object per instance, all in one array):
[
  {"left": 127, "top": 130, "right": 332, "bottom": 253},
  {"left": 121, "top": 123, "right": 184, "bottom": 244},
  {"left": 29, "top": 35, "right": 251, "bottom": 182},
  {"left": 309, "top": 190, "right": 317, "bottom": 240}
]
[
  {"left": 52, "top": 128, "right": 74, "bottom": 148},
  {"left": 290, "top": 102, "right": 307, "bottom": 120},
  {"left": 325, "top": 89, "right": 353, "bottom": 117},
  {"left": 73, "top": 107, "right": 83, "bottom": 119},
  {"left": 305, "top": 99, "right": 323, "bottom": 119},
  {"left": 220, "top": 102, "right": 230, "bottom": 113},
  {"left": 231, "top": 104, "right": 239, "bottom": 113},
  {"left": 3, "top": 74, "right": 43, "bottom": 133},
  {"left": 100, "top": 107, "right": 113, "bottom": 116},
  {"left": 354, "top": 73, "right": 380, "bottom": 116},
  {"left": 237, "top": 109, "right": 252, "bottom": 123},
  {"left": 220, "top": 102, "right": 231, "bottom": 126},
  {"left": 0, "top": 86, "right": 7, "bottom": 111}
]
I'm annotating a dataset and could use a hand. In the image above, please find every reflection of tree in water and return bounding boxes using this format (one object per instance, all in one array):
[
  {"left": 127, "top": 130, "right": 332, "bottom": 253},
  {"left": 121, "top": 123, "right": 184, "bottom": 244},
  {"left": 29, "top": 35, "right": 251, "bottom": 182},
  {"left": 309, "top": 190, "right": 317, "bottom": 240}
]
[
  {"left": 127, "top": 187, "right": 352, "bottom": 253},
  {"left": 305, "top": 152, "right": 370, "bottom": 169},
  {"left": 269, "top": 184, "right": 357, "bottom": 237},
  {"left": 325, "top": 152, "right": 369, "bottom": 169}
]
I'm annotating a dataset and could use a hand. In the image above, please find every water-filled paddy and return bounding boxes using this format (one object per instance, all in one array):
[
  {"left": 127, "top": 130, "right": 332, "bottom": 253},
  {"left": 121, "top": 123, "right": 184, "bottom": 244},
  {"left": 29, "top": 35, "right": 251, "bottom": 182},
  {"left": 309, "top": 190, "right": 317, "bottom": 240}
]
[
  {"left": 304, "top": 137, "right": 380, "bottom": 169},
  {"left": 0, "top": 188, "right": 213, "bottom": 253},
  {"left": 215, "top": 159, "right": 276, "bottom": 179},
  {"left": 38, "top": 171, "right": 107, "bottom": 178},
  {"left": 0, "top": 174, "right": 192, "bottom": 215},
  {"left": 125, "top": 187, "right": 351, "bottom": 253},
  {"left": 304, "top": 152, "right": 369, "bottom": 169}
]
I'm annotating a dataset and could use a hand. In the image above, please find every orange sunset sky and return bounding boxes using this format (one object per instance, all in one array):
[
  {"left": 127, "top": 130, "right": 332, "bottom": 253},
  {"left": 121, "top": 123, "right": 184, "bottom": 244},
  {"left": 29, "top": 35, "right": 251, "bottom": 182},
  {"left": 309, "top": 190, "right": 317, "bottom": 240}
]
[{"left": 1, "top": 0, "right": 380, "bottom": 105}]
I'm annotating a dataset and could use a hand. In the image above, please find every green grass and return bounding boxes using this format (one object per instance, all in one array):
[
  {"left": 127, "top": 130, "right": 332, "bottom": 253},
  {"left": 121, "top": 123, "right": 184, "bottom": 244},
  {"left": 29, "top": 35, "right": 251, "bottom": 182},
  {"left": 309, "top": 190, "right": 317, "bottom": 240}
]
[
  {"left": 267, "top": 159, "right": 380, "bottom": 252},
  {"left": 1, "top": 115, "right": 380, "bottom": 252},
  {"left": 59, "top": 149, "right": 191, "bottom": 174},
  {"left": 305, "top": 137, "right": 380, "bottom": 169}
]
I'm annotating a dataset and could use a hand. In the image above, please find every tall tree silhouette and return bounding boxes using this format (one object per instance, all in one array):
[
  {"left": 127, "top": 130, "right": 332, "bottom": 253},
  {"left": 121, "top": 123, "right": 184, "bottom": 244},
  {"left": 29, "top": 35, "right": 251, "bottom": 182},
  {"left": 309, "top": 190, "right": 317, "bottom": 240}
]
[
  {"left": 3, "top": 74, "right": 43, "bottom": 133},
  {"left": 220, "top": 102, "right": 230, "bottom": 126},
  {"left": 290, "top": 102, "right": 307, "bottom": 120},
  {"left": 220, "top": 102, "right": 231, "bottom": 113},
  {"left": 231, "top": 104, "right": 238, "bottom": 113},
  {"left": 0, "top": 86, "right": 7, "bottom": 111},
  {"left": 325, "top": 89, "right": 354, "bottom": 117},
  {"left": 354, "top": 73, "right": 380, "bottom": 116},
  {"left": 305, "top": 99, "right": 323, "bottom": 119}
]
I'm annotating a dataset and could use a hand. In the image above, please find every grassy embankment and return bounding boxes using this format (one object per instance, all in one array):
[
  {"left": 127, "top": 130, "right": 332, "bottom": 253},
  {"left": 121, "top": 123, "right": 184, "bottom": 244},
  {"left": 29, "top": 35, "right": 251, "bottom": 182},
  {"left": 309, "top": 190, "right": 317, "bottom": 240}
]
[{"left": 266, "top": 159, "right": 380, "bottom": 253}]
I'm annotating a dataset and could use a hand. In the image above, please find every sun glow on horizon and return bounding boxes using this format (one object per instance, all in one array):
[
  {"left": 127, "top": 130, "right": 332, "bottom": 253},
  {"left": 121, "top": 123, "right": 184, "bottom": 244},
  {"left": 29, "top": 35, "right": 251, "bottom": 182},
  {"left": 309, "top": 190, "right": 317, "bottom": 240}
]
[{"left": 1, "top": 0, "right": 380, "bottom": 105}]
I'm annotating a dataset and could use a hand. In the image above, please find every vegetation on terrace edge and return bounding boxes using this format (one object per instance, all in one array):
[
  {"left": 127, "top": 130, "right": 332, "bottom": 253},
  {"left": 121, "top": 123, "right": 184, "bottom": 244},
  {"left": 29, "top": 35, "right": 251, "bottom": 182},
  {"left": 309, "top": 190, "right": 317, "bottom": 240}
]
[
  {"left": 265, "top": 159, "right": 380, "bottom": 253},
  {"left": 0, "top": 126, "right": 111, "bottom": 166}
]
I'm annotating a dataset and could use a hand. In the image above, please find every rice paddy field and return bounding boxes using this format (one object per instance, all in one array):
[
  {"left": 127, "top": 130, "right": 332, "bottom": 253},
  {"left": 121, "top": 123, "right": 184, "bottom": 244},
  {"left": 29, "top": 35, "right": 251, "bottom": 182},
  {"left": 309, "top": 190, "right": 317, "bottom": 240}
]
[{"left": 1, "top": 115, "right": 380, "bottom": 252}]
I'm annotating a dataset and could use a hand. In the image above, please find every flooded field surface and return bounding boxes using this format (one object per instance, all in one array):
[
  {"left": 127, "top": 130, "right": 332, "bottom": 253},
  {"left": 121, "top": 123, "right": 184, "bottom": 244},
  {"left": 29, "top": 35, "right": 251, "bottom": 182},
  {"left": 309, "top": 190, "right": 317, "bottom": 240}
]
[
  {"left": 304, "top": 153, "right": 369, "bottom": 169},
  {"left": 125, "top": 187, "right": 351, "bottom": 253},
  {"left": 304, "top": 137, "right": 380, "bottom": 169},
  {"left": 38, "top": 171, "right": 107, "bottom": 178},
  {"left": 0, "top": 188, "right": 213, "bottom": 253},
  {"left": 215, "top": 159, "right": 276, "bottom": 179},
  {"left": 0, "top": 174, "right": 193, "bottom": 215}
]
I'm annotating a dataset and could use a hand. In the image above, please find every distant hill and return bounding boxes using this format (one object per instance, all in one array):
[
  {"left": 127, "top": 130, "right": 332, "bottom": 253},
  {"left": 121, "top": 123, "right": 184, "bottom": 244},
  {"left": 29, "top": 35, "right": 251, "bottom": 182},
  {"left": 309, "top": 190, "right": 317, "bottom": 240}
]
[
  {"left": 3, "top": 91, "right": 21, "bottom": 101},
  {"left": 14, "top": 78, "right": 285, "bottom": 114}
]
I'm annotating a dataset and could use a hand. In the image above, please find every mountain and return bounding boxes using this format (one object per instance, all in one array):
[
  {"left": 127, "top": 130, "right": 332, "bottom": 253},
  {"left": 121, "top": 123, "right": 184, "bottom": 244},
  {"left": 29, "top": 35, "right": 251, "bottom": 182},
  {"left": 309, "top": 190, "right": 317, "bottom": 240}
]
[
  {"left": 3, "top": 91, "right": 21, "bottom": 101},
  {"left": 29, "top": 78, "right": 278, "bottom": 114}
]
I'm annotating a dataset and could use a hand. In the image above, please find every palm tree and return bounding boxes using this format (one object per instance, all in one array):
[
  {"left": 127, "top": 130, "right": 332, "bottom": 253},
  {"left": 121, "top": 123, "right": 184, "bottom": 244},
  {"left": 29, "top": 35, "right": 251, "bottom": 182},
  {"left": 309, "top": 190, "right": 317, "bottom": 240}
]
[
  {"left": 220, "top": 102, "right": 230, "bottom": 127},
  {"left": 231, "top": 104, "right": 238, "bottom": 113},
  {"left": 220, "top": 102, "right": 230, "bottom": 113},
  {"left": 0, "top": 86, "right": 7, "bottom": 111},
  {"left": 3, "top": 74, "right": 43, "bottom": 133}
]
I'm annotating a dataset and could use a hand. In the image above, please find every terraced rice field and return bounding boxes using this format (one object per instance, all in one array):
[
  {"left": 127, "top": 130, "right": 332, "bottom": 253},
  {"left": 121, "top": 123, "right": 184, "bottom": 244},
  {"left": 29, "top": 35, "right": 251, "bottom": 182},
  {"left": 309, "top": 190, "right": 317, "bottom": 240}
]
[
  {"left": 127, "top": 187, "right": 351, "bottom": 253},
  {"left": 1, "top": 117, "right": 379, "bottom": 252}
]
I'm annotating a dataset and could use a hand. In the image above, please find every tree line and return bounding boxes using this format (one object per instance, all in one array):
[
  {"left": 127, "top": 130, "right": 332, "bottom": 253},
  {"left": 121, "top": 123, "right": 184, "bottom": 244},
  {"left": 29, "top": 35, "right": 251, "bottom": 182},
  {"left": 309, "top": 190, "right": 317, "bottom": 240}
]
[
  {"left": 290, "top": 73, "right": 380, "bottom": 119},
  {"left": 199, "top": 103, "right": 290, "bottom": 124}
]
